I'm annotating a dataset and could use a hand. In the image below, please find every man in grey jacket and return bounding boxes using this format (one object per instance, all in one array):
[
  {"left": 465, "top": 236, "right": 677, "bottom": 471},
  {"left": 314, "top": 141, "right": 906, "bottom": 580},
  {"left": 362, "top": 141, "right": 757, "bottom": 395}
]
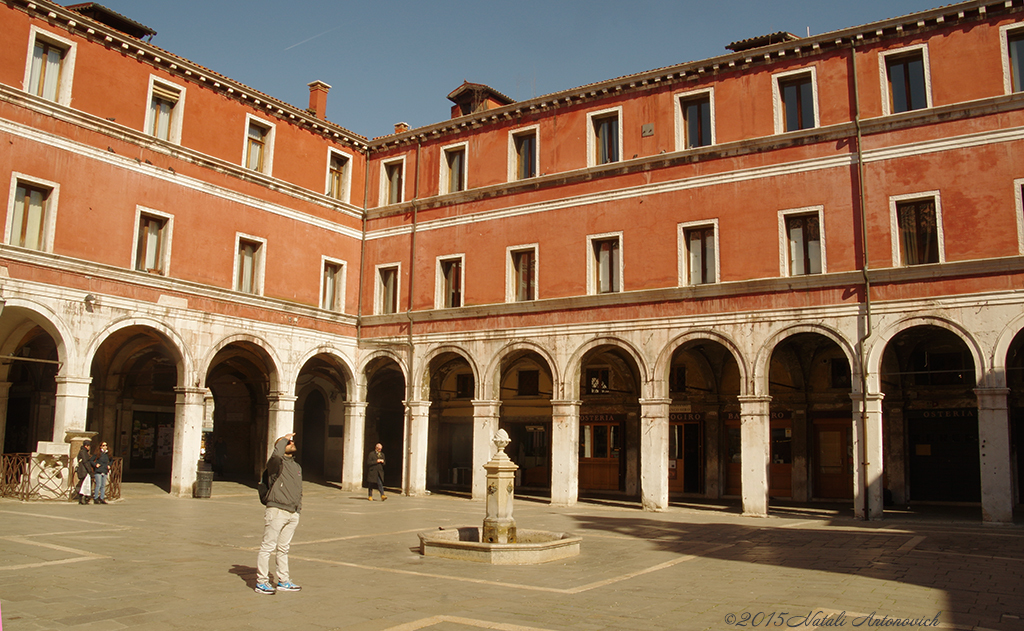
[{"left": 255, "top": 433, "right": 302, "bottom": 595}]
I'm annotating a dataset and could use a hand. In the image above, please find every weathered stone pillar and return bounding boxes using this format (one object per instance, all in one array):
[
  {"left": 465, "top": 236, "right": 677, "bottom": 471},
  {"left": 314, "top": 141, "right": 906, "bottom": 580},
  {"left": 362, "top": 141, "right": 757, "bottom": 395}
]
[
  {"left": 639, "top": 398, "right": 671, "bottom": 511},
  {"left": 342, "top": 401, "right": 367, "bottom": 491},
  {"left": 738, "top": 395, "right": 771, "bottom": 517},
  {"left": 975, "top": 387, "right": 1013, "bottom": 524},
  {"left": 171, "top": 387, "right": 206, "bottom": 497},
  {"left": 471, "top": 400, "right": 502, "bottom": 500},
  {"left": 51, "top": 375, "right": 91, "bottom": 447},
  {"left": 550, "top": 399, "right": 581, "bottom": 507},
  {"left": 883, "top": 405, "right": 906, "bottom": 505},
  {"left": 404, "top": 400, "right": 430, "bottom": 496},
  {"left": 266, "top": 392, "right": 297, "bottom": 459},
  {"left": 851, "top": 392, "right": 885, "bottom": 520}
]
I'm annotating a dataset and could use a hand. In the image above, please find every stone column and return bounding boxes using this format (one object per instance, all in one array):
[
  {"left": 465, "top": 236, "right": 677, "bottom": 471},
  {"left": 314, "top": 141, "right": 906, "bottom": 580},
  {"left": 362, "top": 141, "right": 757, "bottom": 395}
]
[
  {"left": 471, "top": 400, "right": 501, "bottom": 500},
  {"left": 51, "top": 375, "right": 91, "bottom": 447},
  {"left": 639, "top": 398, "right": 671, "bottom": 511},
  {"left": 738, "top": 395, "right": 771, "bottom": 517},
  {"left": 266, "top": 392, "right": 297, "bottom": 460},
  {"left": 171, "top": 387, "right": 206, "bottom": 497},
  {"left": 975, "top": 387, "right": 1013, "bottom": 524},
  {"left": 851, "top": 392, "right": 884, "bottom": 520},
  {"left": 550, "top": 399, "right": 581, "bottom": 507},
  {"left": 404, "top": 400, "right": 430, "bottom": 496},
  {"left": 342, "top": 401, "right": 367, "bottom": 491},
  {"left": 0, "top": 381, "right": 12, "bottom": 454}
]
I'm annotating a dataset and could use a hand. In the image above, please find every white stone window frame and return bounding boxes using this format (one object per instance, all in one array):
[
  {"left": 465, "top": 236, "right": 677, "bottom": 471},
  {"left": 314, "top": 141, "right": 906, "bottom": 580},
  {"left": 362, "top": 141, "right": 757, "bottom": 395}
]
[
  {"left": 586, "top": 106, "right": 624, "bottom": 168},
  {"left": 325, "top": 147, "right": 353, "bottom": 203},
  {"left": 507, "top": 125, "right": 540, "bottom": 182},
  {"left": 5, "top": 172, "right": 59, "bottom": 252},
  {"left": 586, "top": 231, "right": 624, "bottom": 295},
  {"left": 673, "top": 87, "right": 716, "bottom": 152},
  {"left": 771, "top": 66, "right": 820, "bottom": 135},
  {"left": 888, "top": 191, "right": 945, "bottom": 266},
  {"left": 878, "top": 43, "right": 933, "bottom": 116},
  {"left": 131, "top": 205, "right": 174, "bottom": 276},
  {"left": 242, "top": 114, "right": 276, "bottom": 176},
  {"left": 1014, "top": 178, "right": 1024, "bottom": 255},
  {"left": 676, "top": 218, "right": 720, "bottom": 286},
  {"left": 233, "top": 232, "right": 267, "bottom": 296},
  {"left": 999, "top": 23, "right": 1024, "bottom": 95},
  {"left": 777, "top": 205, "right": 827, "bottom": 277},
  {"left": 374, "top": 262, "right": 401, "bottom": 314},
  {"left": 505, "top": 243, "right": 539, "bottom": 303},
  {"left": 378, "top": 156, "right": 406, "bottom": 206},
  {"left": 319, "top": 255, "right": 347, "bottom": 312},
  {"left": 22, "top": 26, "right": 77, "bottom": 106},
  {"left": 435, "top": 253, "right": 466, "bottom": 309},
  {"left": 143, "top": 75, "right": 186, "bottom": 144},
  {"left": 439, "top": 141, "right": 469, "bottom": 195}
]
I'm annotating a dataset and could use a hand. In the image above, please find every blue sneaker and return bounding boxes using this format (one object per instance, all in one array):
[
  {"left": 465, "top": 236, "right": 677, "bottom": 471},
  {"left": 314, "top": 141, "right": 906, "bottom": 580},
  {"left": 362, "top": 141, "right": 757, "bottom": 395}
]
[
  {"left": 276, "top": 581, "right": 301, "bottom": 592},
  {"left": 254, "top": 583, "right": 275, "bottom": 595}
]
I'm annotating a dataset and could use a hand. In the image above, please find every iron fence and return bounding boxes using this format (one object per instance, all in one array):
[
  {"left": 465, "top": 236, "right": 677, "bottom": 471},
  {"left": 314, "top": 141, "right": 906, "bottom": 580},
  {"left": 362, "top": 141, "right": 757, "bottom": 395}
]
[{"left": 0, "top": 453, "right": 122, "bottom": 501}]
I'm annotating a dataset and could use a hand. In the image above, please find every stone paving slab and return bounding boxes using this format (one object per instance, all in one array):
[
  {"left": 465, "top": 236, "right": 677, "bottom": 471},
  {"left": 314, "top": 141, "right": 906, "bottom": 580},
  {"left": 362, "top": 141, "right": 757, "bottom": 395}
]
[{"left": 1, "top": 481, "right": 1022, "bottom": 630}]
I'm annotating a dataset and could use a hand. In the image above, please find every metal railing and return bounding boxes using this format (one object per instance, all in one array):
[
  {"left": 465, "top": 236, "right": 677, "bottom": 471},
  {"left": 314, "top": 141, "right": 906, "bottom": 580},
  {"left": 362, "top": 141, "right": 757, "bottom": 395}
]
[{"left": 0, "top": 453, "right": 122, "bottom": 501}]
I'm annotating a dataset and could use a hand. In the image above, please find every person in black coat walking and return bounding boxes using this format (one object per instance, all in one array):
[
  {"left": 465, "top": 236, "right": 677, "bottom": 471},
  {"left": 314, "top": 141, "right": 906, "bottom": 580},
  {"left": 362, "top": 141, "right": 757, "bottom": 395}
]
[
  {"left": 365, "top": 443, "right": 386, "bottom": 501},
  {"left": 75, "top": 440, "right": 93, "bottom": 504},
  {"left": 92, "top": 441, "right": 111, "bottom": 504}
]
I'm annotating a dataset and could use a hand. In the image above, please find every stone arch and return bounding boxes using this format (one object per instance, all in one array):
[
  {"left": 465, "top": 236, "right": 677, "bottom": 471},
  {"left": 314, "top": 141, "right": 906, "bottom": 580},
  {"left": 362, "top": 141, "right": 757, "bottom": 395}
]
[
  {"left": 484, "top": 340, "right": 560, "bottom": 401},
  {"left": 0, "top": 298, "right": 77, "bottom": 375},
  {"left": 652, "top": 330, "right": 748, "bottom": 399},
  {"left": 753, "top": 323, "right": 858, "bottom": 397},
  {"left": 416, "top": 344, "right": 481, "bottom": 401},
  {"left": 565, "top": 336, "right": 650, "bottom": 399},
  {"left": 84, "top": 316, "right": 193, "bottom": 386},
  {"left": 866, "top": 315, "right": 984, "bottom": 393},
  {"left": 293, "top": 345, "right": 356, "bottom": 398},
  {"left": 990, "top": 312, "right": 1024, "bottom": 388},
  {"left": 200, "top": 332, "right": 283, "bottom": 392}
]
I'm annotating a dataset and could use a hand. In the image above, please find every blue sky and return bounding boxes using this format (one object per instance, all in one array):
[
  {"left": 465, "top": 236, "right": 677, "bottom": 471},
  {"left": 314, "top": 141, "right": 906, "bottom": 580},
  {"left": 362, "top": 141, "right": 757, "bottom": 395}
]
[{"left": 95, "top": 0, "right": 944, "bottom": 140}]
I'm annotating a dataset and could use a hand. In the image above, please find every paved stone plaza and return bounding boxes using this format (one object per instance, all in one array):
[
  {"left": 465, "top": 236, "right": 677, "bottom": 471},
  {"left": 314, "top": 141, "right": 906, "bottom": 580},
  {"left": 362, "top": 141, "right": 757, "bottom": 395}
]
[{"left": 0, "top": 481, "right": 1021, "bottom": 631}]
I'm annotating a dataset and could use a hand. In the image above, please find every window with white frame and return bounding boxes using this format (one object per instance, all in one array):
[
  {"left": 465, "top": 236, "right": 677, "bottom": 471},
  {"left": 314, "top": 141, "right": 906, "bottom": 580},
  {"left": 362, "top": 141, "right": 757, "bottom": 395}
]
[
  {"left": 234, "top": 234, "right": 266, "bottom": 294},
  {"left": 509, "top": 127, "right": 538, "bottom": 181},
  {"left": 375, "top": 264, "right": 400, "bottom": 314},
  {"left": 506, "top": 245, "right": 537, "bottom": 302},
  {"left": 587, "top": 108, "right": 622, "bottom": 167},
  {"left": 5, "top": 173, "right": 58, "bottom": 252},
  {"left": 243, "top": 116, "right": 275, "bottom": 174},
  {"left": 133, "top": 207, "right": 173, "bottom": 275},
  {"left": 880, "top": 45, "right": 931, "bottom": 115},
  {"left": 320, "top": 257, "right": 346, "bottom": 311},
  {"left": 773, "top": 68, "right": 818, "bottom": 133},
  {"left": 440, "top": 143, "right": 467, "bottom": 194},
  {"left": 436, "top": 255, "right": 464, "bottom": 308},
  {"left": 588, "top": 233, "right": 622, "bottom": 294},
  {"left": 145, "top": 77, "right": 185, "bottom": 143},
  {"left": 891, "top": 194, "right": 943, "bottom": 266},
  {"left": 326, "top": 149, "right": 351, "bottom": 202},
  {"left": 1001, "top": 24, "right": 1024, "bottom": 94},
  {"left": 675, "top": 89, "right": 714, "bottom": 151},
  {"left": 23, "top": 27, "right": 76, "bottom": 105},
  {"left": 380, "top": 158, "right": 404, "bottom": 205},
  {"left": 678, "top": 220, "right": 718, "bottom": 285},
  {"left": 778, "top": 207, "right": 825, "bottom": 276}
]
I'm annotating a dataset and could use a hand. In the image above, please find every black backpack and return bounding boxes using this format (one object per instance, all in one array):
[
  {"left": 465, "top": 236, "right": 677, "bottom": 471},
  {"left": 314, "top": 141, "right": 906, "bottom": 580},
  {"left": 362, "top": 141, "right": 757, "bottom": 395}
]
[{"left": 257, "top": 467, "right": 274, "bottom": 505}]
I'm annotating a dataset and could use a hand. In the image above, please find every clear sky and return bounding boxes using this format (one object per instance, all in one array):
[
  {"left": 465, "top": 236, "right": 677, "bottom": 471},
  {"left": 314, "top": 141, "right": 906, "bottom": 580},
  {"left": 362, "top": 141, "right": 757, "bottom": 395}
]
[{"left": 94, "top": 0, "right": 945, "bottom": 140}]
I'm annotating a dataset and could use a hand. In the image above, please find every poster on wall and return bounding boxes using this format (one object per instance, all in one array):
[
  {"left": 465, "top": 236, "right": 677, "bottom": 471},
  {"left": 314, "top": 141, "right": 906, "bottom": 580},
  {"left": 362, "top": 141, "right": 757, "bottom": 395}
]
[
  {"left": 132, "top": 420, "right": 154, "bottom": 460},
  {"left": 157, "top": 424, "right": 173, "bottom": 457}
]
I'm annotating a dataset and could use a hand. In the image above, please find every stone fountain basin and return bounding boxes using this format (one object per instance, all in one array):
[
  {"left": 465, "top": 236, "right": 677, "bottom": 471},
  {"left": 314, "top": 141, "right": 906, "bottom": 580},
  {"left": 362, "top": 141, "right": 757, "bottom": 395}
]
[{"left": 418, "top": 527, "right": 581, "bottom": 565}]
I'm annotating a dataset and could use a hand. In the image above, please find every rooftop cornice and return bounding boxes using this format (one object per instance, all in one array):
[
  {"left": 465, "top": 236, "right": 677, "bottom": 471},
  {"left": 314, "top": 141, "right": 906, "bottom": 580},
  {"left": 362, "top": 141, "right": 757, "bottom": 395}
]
[
  {"left": 16, "top": 0, "right": 372, "bottom": 152},
  {"left": 369, "top": 0, "right": 1023, "bottom": 153}
]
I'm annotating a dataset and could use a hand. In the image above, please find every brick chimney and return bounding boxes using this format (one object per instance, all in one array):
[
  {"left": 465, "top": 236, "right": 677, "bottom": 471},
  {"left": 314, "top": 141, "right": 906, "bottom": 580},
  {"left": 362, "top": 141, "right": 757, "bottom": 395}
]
[
  {"left": 394, "top": 122, "right": 409, "bottom": 134},
  {"left": 307, "top": 80, "right": 331, "bottom": 120}
]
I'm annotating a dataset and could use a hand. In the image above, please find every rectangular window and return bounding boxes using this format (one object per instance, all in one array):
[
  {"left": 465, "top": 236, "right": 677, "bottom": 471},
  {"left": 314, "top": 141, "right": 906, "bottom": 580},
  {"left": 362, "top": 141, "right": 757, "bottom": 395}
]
[
  {"left": 384, "top": 161, "right": 403, "bottom": 204},
  {"left": 512, "top": 248, "right": 536, "bottom": 301},
  {"left": 235, "top": 238, "right": 263, "bottom": 294},
  {"left": 439, "top": 257, "right": 463, "bottom": 308},
  {"left": 681, "top": 94, "right": 712, "bottom": 149},
  {"left": 896, "top": 199, "right": 939, "bottom": 265},
  {"left": 592, "top": 113, "right": 619, "bottom": 165},
  {"left": 514, "top": 131, "right": 537, "bottom": 180},
  {"left": 148, "top": 81, "right": 182, "bottom": 142},
  {"left": 517, "top": 370, "right": 540, "bottom": 396},
  {"left": 135, "top": 213, "right": 168, "bottom": 274},
  {"left": 245, "top": 120, "right": 272, "bottom": 173},
  {"left": 321, "top": 260, "right": 344, "bottom": 311},
  {"left": 377, "top": 266, "right": 399, "bottom": 314},
  {"left": 442, "top": 145, "right": 466, "bottom": 194},
  {"left": 9, "top": 182, "right": 50, "bottom": 250},
  {"left": 686, "top": 226, "right": 716, "bottom": 285},
  {"left": 28, "top": 39, "right": 65, "bottom": 101},
  {"left": 1005, "top": 28, "right": 1024, "bottom": 93},
  {"left": 455, "top": 374, "right": 474, "bottom": 399},
  {"left": 785, "top": 214, "right": 822, "bottom": 275},
  {"left": 327, "top": 152, "right": 349, "bottom": 201},
  {"left": 886, "top": 50, "right": 928, "bottom": 114},
  {"left": 780, "top": 74, "right": 815, "bottom": 131},
  {"left": 592, "top": 237, "right": 620, "bottom": 294}
]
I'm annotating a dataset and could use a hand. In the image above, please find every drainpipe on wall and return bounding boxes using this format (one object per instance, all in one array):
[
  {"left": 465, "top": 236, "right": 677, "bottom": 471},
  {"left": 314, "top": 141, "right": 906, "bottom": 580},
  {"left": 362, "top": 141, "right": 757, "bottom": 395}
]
[
  {"left": 404, "top": 139, "right": 421, "bottom": 494},
  {"left": 851, "top": 43, "right": 874, "bottom": 520},
  {"left": 356, "top": 145, "right": 372, "bottom": 342}
]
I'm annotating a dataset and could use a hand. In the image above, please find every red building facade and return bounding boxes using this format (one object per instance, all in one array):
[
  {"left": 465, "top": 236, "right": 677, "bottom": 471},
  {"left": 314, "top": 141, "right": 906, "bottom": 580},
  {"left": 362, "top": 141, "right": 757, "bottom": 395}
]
[{"left": 1, "top": 0, "right": 1023, "bottom": 522}]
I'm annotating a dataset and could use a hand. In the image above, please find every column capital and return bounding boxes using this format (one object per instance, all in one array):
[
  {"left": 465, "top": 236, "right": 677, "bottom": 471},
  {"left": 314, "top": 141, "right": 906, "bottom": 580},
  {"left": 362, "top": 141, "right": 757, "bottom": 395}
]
[
  {"left": 639, "top": 398, "right": 673, "bottom": 406},
  {"left": 173, "top": 386, "right": 208, "bottom": 396},
  {"left": 405, "top": 400, "right": 431, "bottom": 414},
  {"left": 850, "top": 392, "right": 885, "bottom": 403},
  {"left": 737, "top": 395, "right": 772, "bottom": 405},
  {"left": 55, "top": 375, "right": 92, "bottom": 388},
  {"left": 973, "top": 386, "right": 1011, "bottom": 396},
  {"left": 267, "top": 392, "right": 299, "bottom": 403},
  {"left": 550, "top": 399, "right": 582, "bottom": 409},
  {"left": 471, "top": 399, "right": 502, "bottom": 414}
]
